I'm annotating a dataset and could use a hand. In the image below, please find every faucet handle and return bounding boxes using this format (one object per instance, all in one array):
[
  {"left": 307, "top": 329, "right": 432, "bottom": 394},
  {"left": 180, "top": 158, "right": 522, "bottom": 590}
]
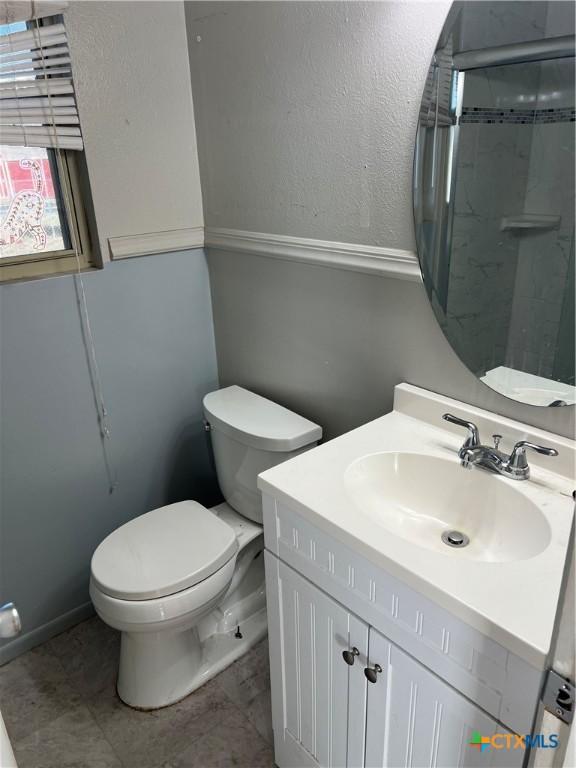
[
  {"left": 508, "top": 440, "right": 559, "bottom": 474},
  {"left": 442, "top": 413, "right": 480, "bottom": 448}
]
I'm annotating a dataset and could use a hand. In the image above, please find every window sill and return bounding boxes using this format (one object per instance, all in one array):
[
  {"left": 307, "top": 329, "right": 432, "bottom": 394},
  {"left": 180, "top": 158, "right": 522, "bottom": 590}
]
[{"left": 0, "top": 253, "right": 97, "bottom": 284}]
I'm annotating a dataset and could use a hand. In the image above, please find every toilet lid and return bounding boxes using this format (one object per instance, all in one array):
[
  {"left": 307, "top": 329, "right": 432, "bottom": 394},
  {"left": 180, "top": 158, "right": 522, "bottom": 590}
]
[{"left": 91, "top": 501, "right": 238, "bottom": 601}]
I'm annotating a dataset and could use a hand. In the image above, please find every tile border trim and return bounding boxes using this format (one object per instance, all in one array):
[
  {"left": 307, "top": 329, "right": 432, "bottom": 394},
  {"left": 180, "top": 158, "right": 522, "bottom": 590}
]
[{"left": 461, "top": 106, "right": 575, "bottom": 125}]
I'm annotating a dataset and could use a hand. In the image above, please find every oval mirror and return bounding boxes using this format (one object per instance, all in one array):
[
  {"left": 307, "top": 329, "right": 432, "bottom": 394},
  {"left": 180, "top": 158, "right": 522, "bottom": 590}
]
[{"left": 414, "top": 1, "right": 575, "bottom": 407}]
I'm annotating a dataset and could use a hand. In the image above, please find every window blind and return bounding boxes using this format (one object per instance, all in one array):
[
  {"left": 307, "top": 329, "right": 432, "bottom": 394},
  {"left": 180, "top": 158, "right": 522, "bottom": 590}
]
[
  {"left": 1, "top": 2, "right": 68, "bottom": 25},
  {"left": 0, "top": 5, "right": 83, "bottom": 151}
]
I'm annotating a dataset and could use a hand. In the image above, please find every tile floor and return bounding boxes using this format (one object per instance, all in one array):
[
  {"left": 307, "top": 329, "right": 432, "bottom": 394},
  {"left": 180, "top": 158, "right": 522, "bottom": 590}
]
[{"left": 1, "top": 617, "right": 274, "bottom": 768}]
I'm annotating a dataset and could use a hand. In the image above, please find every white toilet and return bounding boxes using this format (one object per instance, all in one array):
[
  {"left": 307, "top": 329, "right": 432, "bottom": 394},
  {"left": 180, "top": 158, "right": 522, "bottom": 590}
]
[{"left": 89, "top": 386, "right": 321, "bottom": 710}]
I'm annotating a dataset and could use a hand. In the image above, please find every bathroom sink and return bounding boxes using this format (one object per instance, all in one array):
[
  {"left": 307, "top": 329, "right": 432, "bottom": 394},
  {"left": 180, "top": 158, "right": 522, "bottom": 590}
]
[
  {"left": 259, "top": 384, "right": 574, "bottom": 667},
  {"left": 344, "top": 452, "right": 551, "bottom": 562}
]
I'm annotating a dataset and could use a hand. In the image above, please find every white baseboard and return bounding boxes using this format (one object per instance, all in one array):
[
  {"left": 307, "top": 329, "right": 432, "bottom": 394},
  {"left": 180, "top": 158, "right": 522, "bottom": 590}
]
[
  {"left": 0, "top": 602, "right": 95, "bottom": 666},
  {"left": 108, "top": 227, "right": 205, "bottom": 260},
  {"left": 204, "top": 227, "right": 421, "bottom": 282}
]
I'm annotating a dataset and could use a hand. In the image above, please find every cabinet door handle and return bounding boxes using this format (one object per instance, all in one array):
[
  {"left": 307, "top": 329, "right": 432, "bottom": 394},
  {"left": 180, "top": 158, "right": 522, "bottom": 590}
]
[
  {"left": 364, "top": 663, "right": 382, "bottom": 683},
  {"left": 342, "top": 647, "right": 360, "bottom": 666}
]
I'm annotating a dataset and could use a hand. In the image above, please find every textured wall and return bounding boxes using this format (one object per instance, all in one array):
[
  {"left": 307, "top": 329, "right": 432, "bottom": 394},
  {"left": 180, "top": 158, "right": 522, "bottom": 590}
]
[
  {"left": 187, "top": 1, "right": 451, "bottom": 249},
  {"left": 189, "top": 0, "right": 575, "bottom": 439},
  {"left": 67, "top": 1, "right": 204, "bottom": 260},
  {"left": 0, "top": 250, "right": 219, "bottom": 662}
]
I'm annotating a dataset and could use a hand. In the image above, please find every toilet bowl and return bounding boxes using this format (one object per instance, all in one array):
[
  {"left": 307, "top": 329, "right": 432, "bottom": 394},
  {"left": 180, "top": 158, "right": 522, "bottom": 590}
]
[{"left": 90, "top": 386, "right": 322, "bottom": 709}]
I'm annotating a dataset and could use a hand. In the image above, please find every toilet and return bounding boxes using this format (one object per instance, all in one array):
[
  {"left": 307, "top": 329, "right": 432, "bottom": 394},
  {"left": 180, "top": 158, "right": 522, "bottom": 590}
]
[{"left": 89, "top": 386, "right": 322, "bottom": 710}]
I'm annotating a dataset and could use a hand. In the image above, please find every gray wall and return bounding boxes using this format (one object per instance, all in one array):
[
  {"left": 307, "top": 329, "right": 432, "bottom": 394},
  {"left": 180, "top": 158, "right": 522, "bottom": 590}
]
[
  {"left": 207, "top": 249, "right": 576, "bottom": 439},
  {"left": 187, "top": 1, "right": 451, "bottom": 249},
  {"left": 188, "top": 1, "right": 575, "bottom": 439},
  {"left": 0, "top": 250, "right": 219, "bottom": 662}
]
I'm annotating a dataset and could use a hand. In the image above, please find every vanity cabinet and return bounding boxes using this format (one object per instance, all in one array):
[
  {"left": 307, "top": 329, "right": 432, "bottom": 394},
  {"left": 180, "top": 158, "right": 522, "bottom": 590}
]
[
  {"left": 364, "top": 628, "right": 521, "bottom": 768},
  {"left": 263, "top": 495, "right": 538, "bottom": 768},
  {"left": 266, "top": 554, "right": 522, "bottom": 768},
  {"left": 265, "top": 554, "right": 368, "bottom": 768}
]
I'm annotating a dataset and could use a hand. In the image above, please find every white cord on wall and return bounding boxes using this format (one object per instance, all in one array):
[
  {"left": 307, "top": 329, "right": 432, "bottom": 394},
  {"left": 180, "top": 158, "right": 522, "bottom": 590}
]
[{"left": 33, "top": 15, "right": 118, "bottom": 493}]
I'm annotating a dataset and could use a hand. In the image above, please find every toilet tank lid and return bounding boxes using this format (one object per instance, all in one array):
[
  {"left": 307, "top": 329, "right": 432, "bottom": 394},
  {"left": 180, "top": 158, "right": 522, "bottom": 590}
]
[{"left": 203, "top": 386, "right": 322, "bottom": 452}]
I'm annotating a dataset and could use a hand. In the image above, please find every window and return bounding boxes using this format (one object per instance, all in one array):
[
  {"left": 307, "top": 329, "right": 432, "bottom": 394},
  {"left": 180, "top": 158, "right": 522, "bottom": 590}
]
[
  {"left": 0, "top": 12, "right": 92, "bottom": 281},
  {"left": 0, "top": 144, "right": 91, "bottom": 280}
]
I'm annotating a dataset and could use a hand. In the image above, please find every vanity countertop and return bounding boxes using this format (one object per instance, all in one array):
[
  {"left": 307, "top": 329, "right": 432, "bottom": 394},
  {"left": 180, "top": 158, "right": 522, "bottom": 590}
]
[{"left": 258, "top": 384, "right": 575, "bottom": 669}]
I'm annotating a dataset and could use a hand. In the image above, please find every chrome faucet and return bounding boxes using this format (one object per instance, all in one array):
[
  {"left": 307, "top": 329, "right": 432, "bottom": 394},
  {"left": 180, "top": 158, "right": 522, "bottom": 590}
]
[{"left": 442, "top": 413, "right": 558, "bottom": 481}]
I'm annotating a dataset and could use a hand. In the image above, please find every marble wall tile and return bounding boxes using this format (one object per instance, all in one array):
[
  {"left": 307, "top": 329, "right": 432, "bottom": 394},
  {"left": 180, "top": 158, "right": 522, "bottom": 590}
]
[
  {"left": 535, "top": 59, "right": 575, "bottom": 110},
  {"left": 446, "top": 57, "right": 574, "bottom": 384},
  {"left": 458, "top": 1, "right": 548, "bottom": 51},
  {"left": 507, "top": 118, "right": 574, "bottom": 378}
]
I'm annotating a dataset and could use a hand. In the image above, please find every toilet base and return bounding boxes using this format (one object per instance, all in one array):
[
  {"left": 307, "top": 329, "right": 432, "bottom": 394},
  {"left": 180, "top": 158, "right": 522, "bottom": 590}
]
[
  {"left": 117, "top": 606, "right": 268, "bottom": 709},
  {"left": 116, "top": 540, "right": 267, "bottom": 710},
  {"left": 99, "top": 503, "right": 268, "bottom": 710}
]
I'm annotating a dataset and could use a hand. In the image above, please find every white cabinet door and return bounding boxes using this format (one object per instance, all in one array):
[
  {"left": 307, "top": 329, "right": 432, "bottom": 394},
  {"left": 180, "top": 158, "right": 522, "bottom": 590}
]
[
  {"left": 265, "top": 552, "right": 369, "bottom": 768},
  {"left": 364, "top": 627, "right": 524, "bottom": 768}
]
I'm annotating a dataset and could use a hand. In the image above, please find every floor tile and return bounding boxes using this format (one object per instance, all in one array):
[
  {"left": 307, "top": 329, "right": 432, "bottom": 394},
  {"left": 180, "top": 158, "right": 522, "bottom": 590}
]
[
  {"left": 4, "top": 617, "right": 275, "bottom": 768},
  {"left": 0, "top": 646, "right": 82, "bottom": 743},
  {"left": 245, "top": 688, "right": 274, "bottom": 745},
  {"left": 13, "top": 706, "right": 122, "bottom": 768},
  {"left": 215, "top": 638, "right": 270, "bottom": 710},
  {"left": 45, "top": 616, "right": 120, "bottom": 699},
  {"left": 88, "top": 676, "right": 239, "bottom": 768},
  {"left": 214, "top": 638, "right": 273, "bottom": 745},
  {"left": 163, "top": 705, "right": 274, "bottom": 768}
]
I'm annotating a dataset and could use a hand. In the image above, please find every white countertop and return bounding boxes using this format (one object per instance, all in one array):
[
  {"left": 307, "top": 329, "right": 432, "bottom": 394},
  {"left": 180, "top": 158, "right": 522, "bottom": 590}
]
[
  {"left": 481, "top": 365, "right": 576, "bottom": 407},
  {"left": 258, "top": 384, "right": 575, "bottom": 669}
]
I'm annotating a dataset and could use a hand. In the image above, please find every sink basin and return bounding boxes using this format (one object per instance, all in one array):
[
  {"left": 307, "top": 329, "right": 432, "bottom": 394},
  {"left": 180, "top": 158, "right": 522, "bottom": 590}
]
[
  {"left": 259, "top": 383, "right": 574, "bottom": 666},
  {"left": 344, "top": 452, "right": 551, "bottom": 562}
]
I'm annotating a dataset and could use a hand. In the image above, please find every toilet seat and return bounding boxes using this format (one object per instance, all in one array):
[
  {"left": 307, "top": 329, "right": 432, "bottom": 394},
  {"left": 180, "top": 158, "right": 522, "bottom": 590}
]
[
  {"left": 89, "top": 504, "right": 261, "bottom": 636},
  {"left": 90, "top": 555, "right": 238, "bottom": 633},
  {"left": 91, "top": 501, "right": 238, "bottom": 601}
]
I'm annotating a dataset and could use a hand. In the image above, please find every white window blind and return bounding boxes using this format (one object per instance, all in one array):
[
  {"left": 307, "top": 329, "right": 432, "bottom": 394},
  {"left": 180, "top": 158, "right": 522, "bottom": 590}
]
[{"left": 0, "top": 3, "right": 83, "bottom": 151}]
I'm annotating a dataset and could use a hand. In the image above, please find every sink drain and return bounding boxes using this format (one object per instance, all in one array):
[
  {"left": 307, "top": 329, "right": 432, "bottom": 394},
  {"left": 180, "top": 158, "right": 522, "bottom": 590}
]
[{"left": 441, "top": 530, "right": 470, "bottom": 548}]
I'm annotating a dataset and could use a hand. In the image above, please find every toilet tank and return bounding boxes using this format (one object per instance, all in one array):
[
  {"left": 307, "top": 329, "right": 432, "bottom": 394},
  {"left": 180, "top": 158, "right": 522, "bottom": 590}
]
[{"left": 203, "top": 386, "right": 322, "bottom": 524}]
